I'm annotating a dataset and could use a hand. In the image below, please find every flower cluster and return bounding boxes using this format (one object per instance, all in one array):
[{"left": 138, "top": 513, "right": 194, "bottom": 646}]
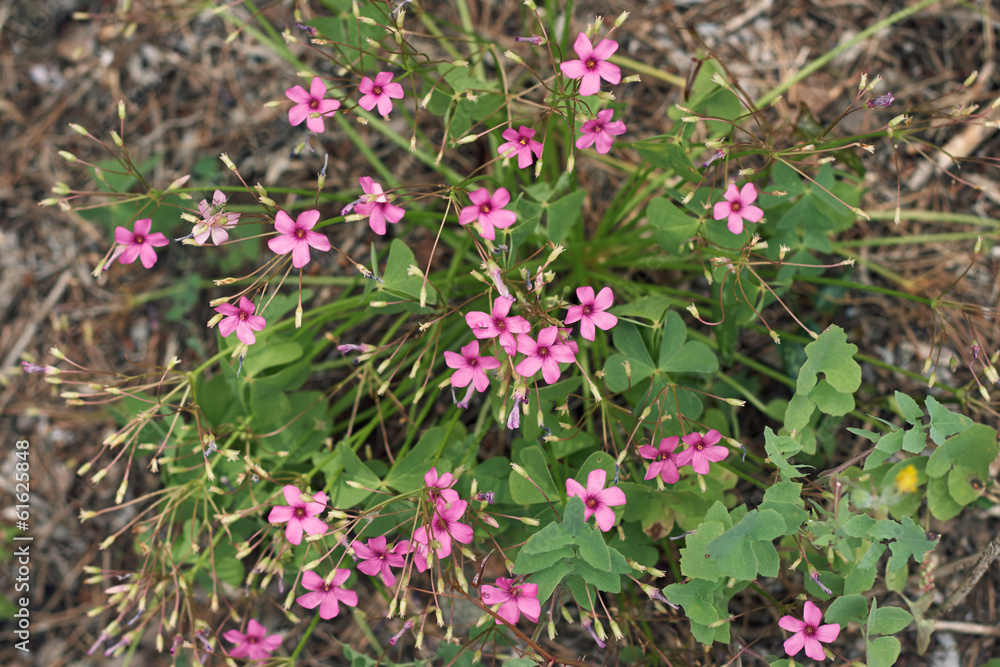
[
  {"left": 639, "top": 430, "right": 730, "bottom": 483},
  {"left": 445, "top": 286, "right": 618, "bottom": 423}
]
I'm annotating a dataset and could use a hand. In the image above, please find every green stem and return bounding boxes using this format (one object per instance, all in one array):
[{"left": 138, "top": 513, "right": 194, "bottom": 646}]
[{"left": 289, "top": 611, "right": 322, "bottom": 662}]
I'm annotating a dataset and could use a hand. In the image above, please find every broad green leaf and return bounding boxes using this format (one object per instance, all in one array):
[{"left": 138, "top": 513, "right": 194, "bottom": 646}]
[
  {"left": 509, "top": 445, "right": 559, "bottom": 505},
  {"left": 679, "top": 521, "right": 725, "bottom": 581},
  {"left": 810, "top": 379, "right": 854, "bottom": 415},
  {"left": 380, "top": 239, "right": 436, "bottom": 304},
  {"left": 925, "top": 396, "right": 973, "bottom": 445},
  {"left": 658, "top": 311, "right": 718, "bottom": 374},
  {"left": 612, "top": 322, "right": 656, "bottom": 368},
  {"left": 844, "top": 542, "right": 884, "bottom": 594},
  {"left": 843, "top": 514, "right": 877, "bottom": 538},
  {"left": 611, "top": 295, "right": 672, "bottom": 323},
  {"left": 947, "top": 465, "right": 985, "bottom": 505},
  {"left": 902, "top": 427, "right": 927, "bottom": 454},
  {"left": 648, "top": 197, "right": 700, "bottom": 255},
  {"left": 886, "top": 516, "right": 939, "bottom": 571},
  {"left": 526, "top": 560, "right": 572, "bottom": 605},
  {"left": 869, "top": 606, "right": 913, "bottom": 635},
  {"left": 895, "top": 391, "right": 923, "bottom": 425},
  {"left": 547, "top": 190, "right": 585, "bottom": 244},
  {"left": 634, "top": 138, "right": 702, "bottom": 183},
  {"left": 926, "top": 423, "right": 998, "bottom": 477},
  {"left": 825, "top": 594, "right": 868, "bottom": 627},
  {"left": 242, "top": 341, "right": 304, "bottom": 377},
  {"left": 384, "top": 426, "right": 448, "bottom": 491},
  {"left": 867, "top": 636, "right": 901, "bottom": 667},
  {"left": 751, "top": 540, "right": 780, "bottom": 577},
  {"left": 796, "top": 326, "right": 861, "bottom": 395},
  {"left": 927, "top": 476, "right": 963, "bottom": 520},
  {"left": 664, "top": 579, "right": 727, "bottom": 626},
  {"left": 575, "top": 529, "right": 612, "bottom": 571}
]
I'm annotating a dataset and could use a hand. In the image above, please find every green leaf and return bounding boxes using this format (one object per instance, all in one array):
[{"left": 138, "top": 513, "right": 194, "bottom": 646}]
[
  {"left": 867, "top": 636, "right": 901, "bottom": 667},
  {"left": 925, "top": 396, "right": 974, "bottom": 445},
  {"left": 825, "top": 594, "right": 868, "bottom": 627},
  {"left": 809, "top": 379, "right": 854, "bottom": 416},
  {"left": 844, "top": 542, "right": 884, "bottom": 594},
  {"left": 680, "top": 521, "right": 725, "bottom": 581},
  {"left": 926, "top": 423, "right": 998, "bottom": 477},
  {"left": 869, "top": 606, "right": 913, "bottom": 635},
  {"left": 612, "top": 322, "right": 656, "bottom": 368},
  {"left": 751, "top": 540, "right": 780, "bottom": 577},
  {"left": 763, "top": 427, "right": 807, "bottom": 478},
  {"left": 895, "top": 391, "right": 924, "bottom": 425},
  {"left": 514, "top": 522, "right": 574, "bottom": 574},
  {"left": 380, "top": 239, "right": 436, "bottom": 304},
  {"left": 658, "top": 311, "right": 718, "bottom": 374},
  {"left": 795, "top": 326, "right": 861, "bottom": 395},
  {"left": 524, "top": 560, "right": 572, "bottom": 605},
  {"left": 843, "top": 514, "right": 877, "bottom": 538},
  {"left": 648, "top": 197, "right": 700, "bottom": 255},
  {"left": 575, "top": 529, "right": 612, "bottom": 571},
  {"left": 902, "top": 427, "right": 927, "bottom": 454},
  {"left": 886, "top": 516, "right": 939, "bottom": 571},
  {"left": 948, "top": 465, "right": 986, "bottom": 505},
  {"left": 242, "top": 341, "right": 304, "bottom": 377},
  {"left": 385, "top": 427, "right": 447, "bottom": 492},
  {"left": 634, "top": 139, "right": 702, "bottom": 183},
  {"left": 664, "top": 579, "right": 727, "bottom": 626},
  {"left": 927, "top": 476, "right": 963, "bottom": 520},
  {"left": 547, "top": 190, "right": 585, "bottom": 244},
  {"left": 611, "top": 295, "right": 672, "bottom": 323},
  {"left": 509, "top": 445, "right": 559, "bottom": 505}
]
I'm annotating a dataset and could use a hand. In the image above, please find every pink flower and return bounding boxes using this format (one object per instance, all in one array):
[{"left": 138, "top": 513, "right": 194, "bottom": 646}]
[
  {"left": 481, "top": 577, "right": 541, "bottom": 625},
  {"left": 296, "top": 569, "right": 358, "bottom": 619},
  {"left": 564, "top": 286, "right": 618, "bottom": 341},
  {"left": 779, "top": 601, "right": 841, "bottom": 661},
  {"left": 465, "top": 297, "right": 531, "bottom": 355},
  {"left": 675, "top": 430, "right": 729, "bottom": 475},
  {"left": 267, "top": 485, "right": 329, "bottom": 545},
  {"left": 215, "top": 296, "right": 267, "bottom": 345},
  {"left": 565, "top": 468, "right": 627, "bottom": 532},
  {"left": 639, "top": 436, "right": 684, "bottom": 484},
  {"left": 559, "top": 32, "right": 621, "bottom": 96},
  {"left": 713, "top": 183, "right": 764, "bottom": 234},
  {"left": 286, "top": 77, "right": 341, "bottom": 133},
  {"left": 358, "top": 71, "right": 405, "bottom": 118},
  {"left": 267, "top": 209, "right": 331, "bottom": 268},
  {"left": 444, "top": 341, "right": 500, "bottom": 393},
  {"left": 355, "top": 176, "right": 405, "bottom": 235},
  {"left": 425, "top": 467, "right": 460, "bottom": 505},
  {"left": 193, "top": 190, "right": 240, "bottom": 246},
  {"left": 458, "top": 187, "right": 517, "bottom": 240},
  {"left": 515, "top": 326, "right": 576, "bottom": 384},
  {"left": 352, "top": 536, "right": 405, "bottom": 586},
  {"left": 114, "top": 218, "right": 169, "bottom": 269},
  {"left": 223, "top": 619, "right": 281, "bottom": 661},
  {"left": 413, "top": 499, "right": 474, "bottom": 558},
  {"left": 498, "top": 126, "right": 543, "bottom": 169},
  {"left": 576, "top": 109, "right": 627, "bottom": 154},
  {"left": 398, "top": 538, "right": 430, "bottom": 573}
]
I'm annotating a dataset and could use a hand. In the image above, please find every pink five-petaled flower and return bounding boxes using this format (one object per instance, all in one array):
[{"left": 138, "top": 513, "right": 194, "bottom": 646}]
[
  {"left": 481, "top": 577, "right": 541, "bottom": 625},
  {"left": 114, "top": 218, "right": 169, "bottom": 269},
  {"left": 215, "top": 296, "right": 267, "bottom": 346},
  {"left": 459, "top": 187, "right": 517, "bottom": 240},
  {"left": 713, "top": 182, "right": 764, "bottom": 234},
  {"left": 286, "top": 76, "right": 341, "bottom": 133},
  {"left": 564, "top": 286, "right": 618, "bottom": 341},
  {"left": 352, "top": 536, "right": 406, "bottom": 587},
  {"left": 296, "top": 569, "right": 358, "bottom": 620},
  {"left": 193, "top": 190, "right": 240, "bottom": 246},
  {"left": 675, "top": 429, "right": 729, "bottom": 475},
  {"left": 779, "top": 601, "right": 841, "bottom": 661},
  {"left": 223, "top": 619, "right": 281, "bottom": 662},
  {"left": 355, "top": 176, "right": 405, "bottom": 235},
  {"left": 559, "top": 32, "right": 622, "bottom": 96},
  {"left": 267, "top": 209, "right": 331, "bottom": 268},
  {"left": 444, "top": 341, "right": 500, "bottom": 393},
  {"left": 425, "top": 467, "right": 461, "bottom": 505},
  {"left": 498, "top": 126, "right": 543, "bottom": 169},
  {"left": 565, "top": 468, "right": 627, "bottom": 532},
  {"left": 413, "top": 499, "right": 474, "bottom": 558},
  {"left": 576, "top": 109, "right": 627, "bottom": 154},
  {"left": 267, "top": 485, "right": 329, "bottom": 545},
  {"left": 639, "top": 436, "right": 685, "bottom": 484},
  {"left": 515, "top": 326, "right": 576, "bottom": 384},
  {"left": 465, "top": 297, "right": 531, "bottom": 356},
  {"left": 358, "top": 72, "right": 405, "bottom": 119}
]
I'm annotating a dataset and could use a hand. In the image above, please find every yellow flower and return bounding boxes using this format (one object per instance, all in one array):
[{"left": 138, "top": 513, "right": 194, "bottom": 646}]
[{"left": 894, "top": 464, "right": 919, "bottom": 494}]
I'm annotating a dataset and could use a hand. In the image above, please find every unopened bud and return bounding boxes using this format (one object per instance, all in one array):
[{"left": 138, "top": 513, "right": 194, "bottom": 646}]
[
  {"left": 220, "top": 153, "right": 237, "bottom": 170},
  {"left": 614, "top": 10, "right": 629, "bottom": 27},
  {"left": 110, "top": 131, "right": 123, "bottom": 147},
  {"left": 58, "top": 151, "right": 77, "bottom": 162},
  {"left": 69, "top": 123, "right": 88, "bottom": 136}
]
